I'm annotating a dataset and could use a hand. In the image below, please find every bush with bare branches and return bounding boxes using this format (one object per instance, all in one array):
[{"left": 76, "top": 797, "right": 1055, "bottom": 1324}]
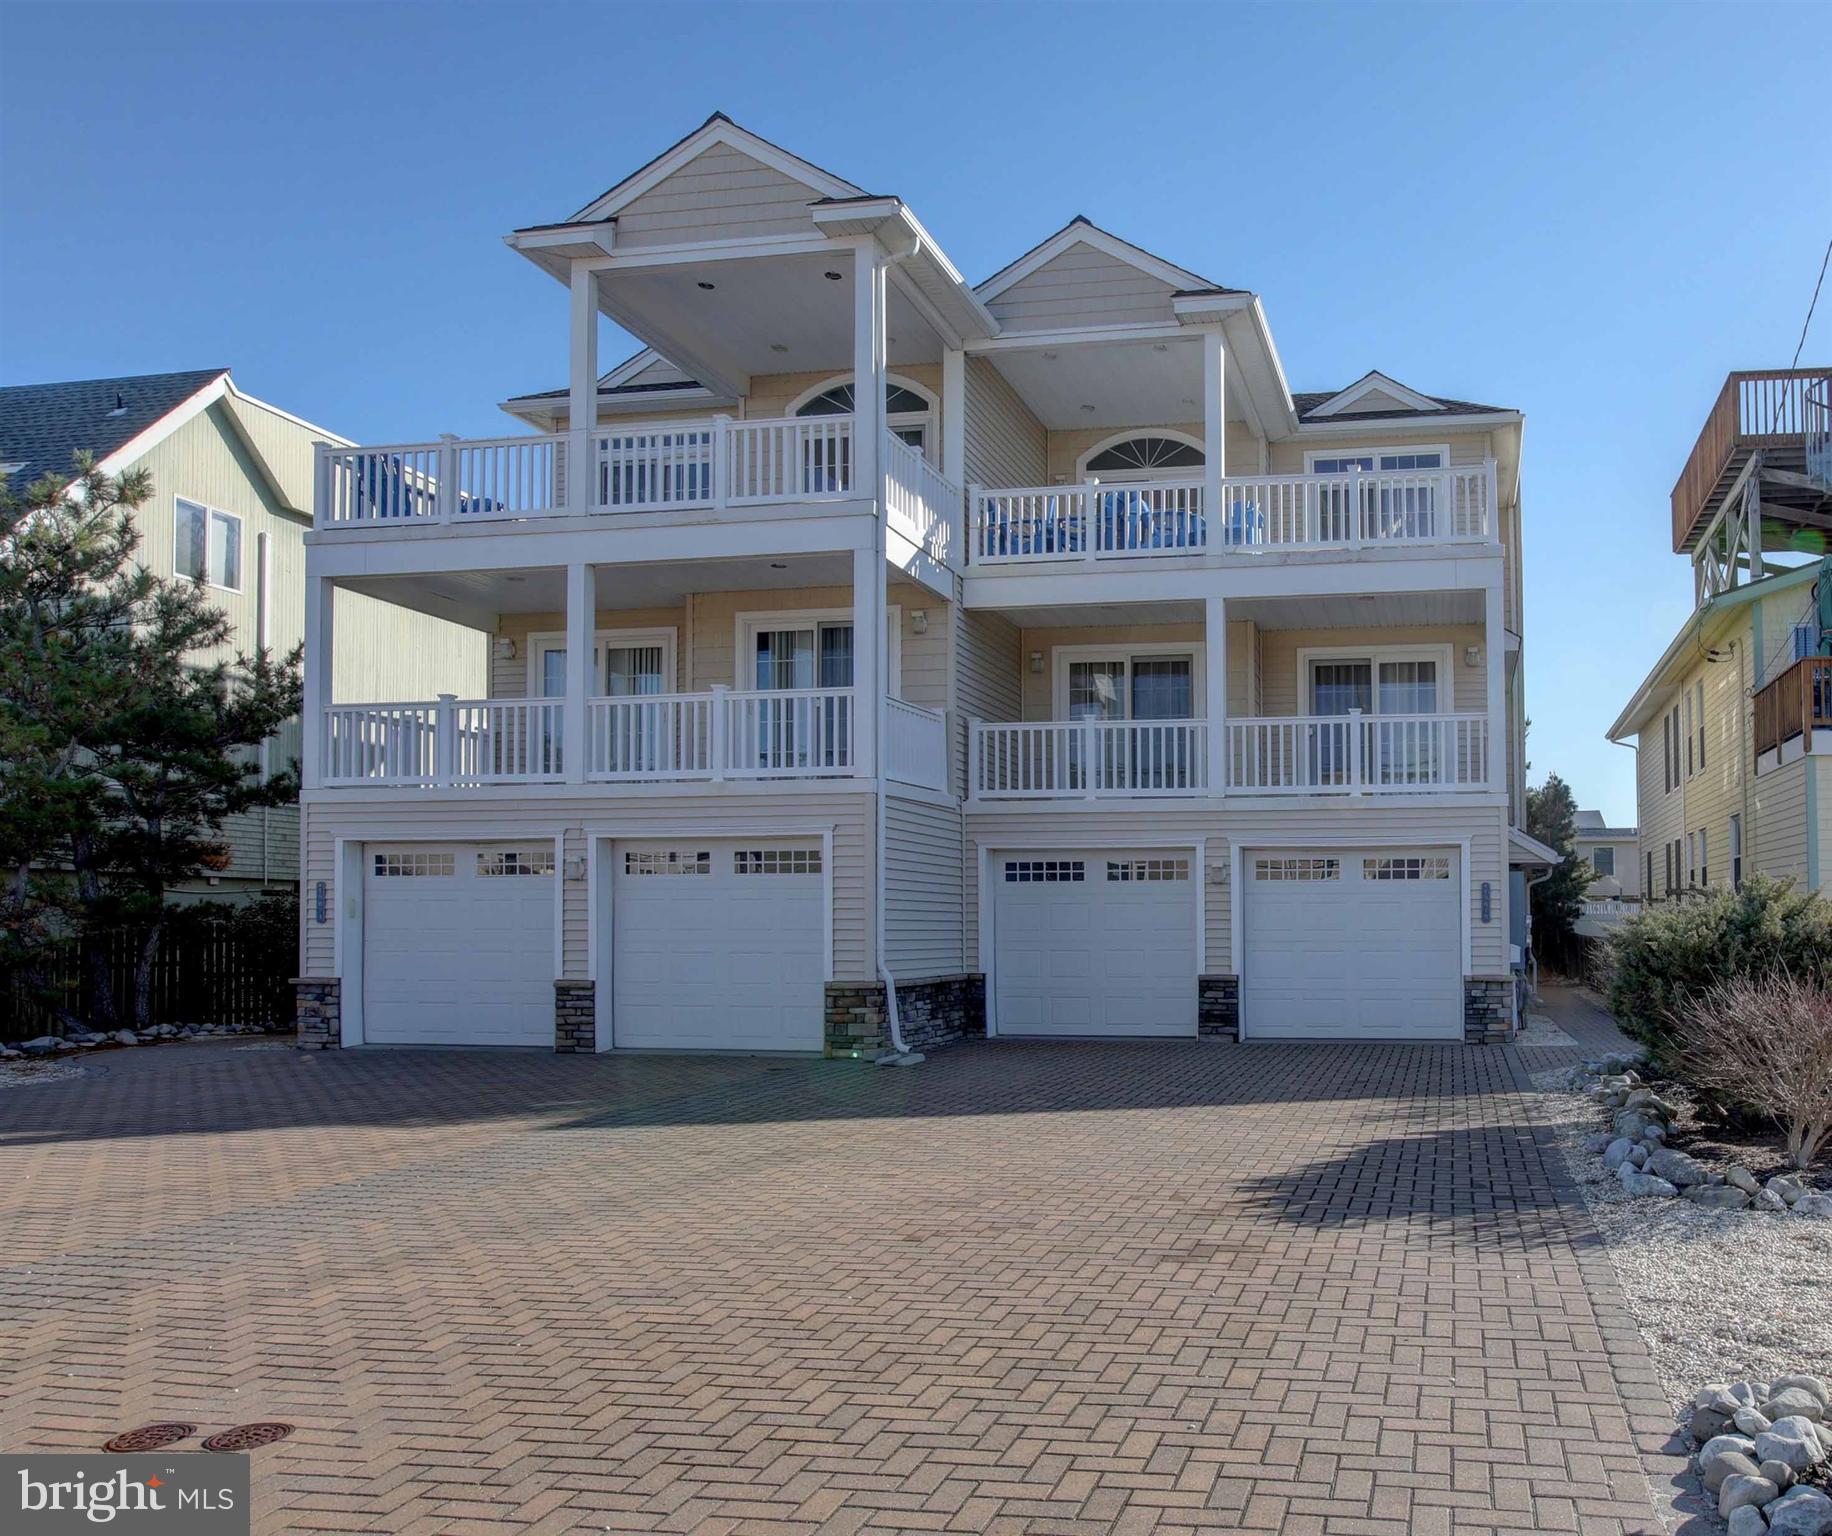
[{"left": 1670, "top": 972, "right": 1832, "bottom": 1169}]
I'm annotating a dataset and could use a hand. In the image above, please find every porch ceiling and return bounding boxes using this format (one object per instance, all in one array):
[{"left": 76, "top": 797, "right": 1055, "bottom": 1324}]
[
  {"left": 987, "top": 336, "right": 1241, "bottom": 433},
  {"left": 595, "top": 253, "right": 943, "bottom": 395},
  {"left": 1230, "top": 590, "right": 1484, "bottom": 630},
  {"left": 988, "top": 600, "right": 1204, "bottom": 629}
]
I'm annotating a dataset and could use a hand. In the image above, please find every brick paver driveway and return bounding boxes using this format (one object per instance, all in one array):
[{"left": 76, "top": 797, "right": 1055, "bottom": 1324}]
[{"left": 0, "top": 1038, "right": 1667, "bottom": 1535}]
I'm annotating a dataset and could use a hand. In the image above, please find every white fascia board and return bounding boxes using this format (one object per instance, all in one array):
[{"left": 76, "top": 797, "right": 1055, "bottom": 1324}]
[
  {"left": 226, "top": 379, "right": 353, "bottom": 448},
  {"left": 88, "top": 371, "right": 230, "bottom": 479},
  {"left": 963, "top": 321, "right": 1191, "bottom": 353},
  {"left": 1308, "top": 371, "right": 1443, "bottom": 417},
  {"left": 1171, "top": 292, "right": 1253, "bottom": 320},
  {"left": 505, "top": 223, "right": 617, "bottom": 257},
  {"left": 1223, "top": 300, "right": 1298, "bottom": 439},
  {"left": 570, "top": 117, "right": 863, "bottom": 224},
  {"left": 1294, "top": 410, "right": 1524, "bottom": 434}
]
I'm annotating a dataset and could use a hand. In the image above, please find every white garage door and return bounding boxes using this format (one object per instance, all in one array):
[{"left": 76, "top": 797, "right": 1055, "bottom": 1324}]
[
  {"left": 993, "top": 850, "right": 1197, "bottom": 1037},
  {"left": 611, "top": 840, "right": 824, "bottom": 1051},
  {"left": 1242, "top": 849, "right": 1461, "bottom": 1041},
  {"left": 363, "top": 843, "right": 555, "bottom": 1047}
]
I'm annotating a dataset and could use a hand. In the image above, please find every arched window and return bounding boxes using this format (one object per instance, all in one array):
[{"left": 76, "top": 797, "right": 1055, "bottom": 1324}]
[
  {"left": 1081, "top": 433, "right": 1204, "bottom": 479},
  {"left": 792, "top": 376, "right": 936, "bottom": 456}
]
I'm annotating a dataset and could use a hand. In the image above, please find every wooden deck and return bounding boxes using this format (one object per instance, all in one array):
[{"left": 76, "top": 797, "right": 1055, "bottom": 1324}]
[{"left": 1671, "top": 369, "right": 1832, "bottom": 553}]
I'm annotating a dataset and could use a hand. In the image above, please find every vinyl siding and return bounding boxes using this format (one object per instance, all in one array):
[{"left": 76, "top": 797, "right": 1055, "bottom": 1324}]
[
  {"left": 743, "top": 365, "right": 942, "bottom": 424},
  {"left": 964, "top": 803, "right": 1507, "bottom": 976},
  {"left": 885, "top": 793, "right": 966, "bottom": 978},
  {"left": 1267, "top": 430, "right": 1494, "bottom": 475},
  {"left": 1752, "top": 757, "right": 1811, "bottom": 886},
  {"left": 986, "top": 243, "right": 1178, "bottom": 332},
  {"left": 609, "top": 144, "right": 824, "bottom": 249},
  {"left": 131, "top": 403, "right": 484, "bottom": 888},
  {"left": 300, "top": 788, "right": 877, "bottom": 981},
  {"left": 962, "top": 355, "right": 1046, "bottom": 490}
]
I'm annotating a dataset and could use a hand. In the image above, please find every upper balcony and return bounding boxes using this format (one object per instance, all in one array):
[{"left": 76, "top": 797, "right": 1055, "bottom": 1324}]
[
  {"left": 1674, "top": 369, "right": 1832, "bottom": 569},
  {"left": 969, "top": 459, "right": 1496, "bottom": 569}
]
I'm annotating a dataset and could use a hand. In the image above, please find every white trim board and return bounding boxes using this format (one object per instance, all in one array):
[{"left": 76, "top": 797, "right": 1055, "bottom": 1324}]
[
  {"left": 977, "top": 220, "right": 1213, "bottom": 305},
  {"left": 1301, "top": 442, "right": 1452, "bottom": 470}
]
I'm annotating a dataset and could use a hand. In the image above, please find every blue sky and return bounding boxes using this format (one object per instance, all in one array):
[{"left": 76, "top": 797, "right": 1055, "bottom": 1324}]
[{"left": 2, "top": 1, "right": 1827, "bottom": 823}]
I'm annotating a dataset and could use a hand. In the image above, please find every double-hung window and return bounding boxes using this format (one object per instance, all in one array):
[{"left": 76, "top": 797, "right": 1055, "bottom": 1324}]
[
  {"left": 175, "top": 497, "right": 242, "bottom": 590},
  {"left": 1307, "top": 447, "right": 1446, "bottom": 540},
  {"left": 1592, "top": 846, "right": 1616, "bottom": 878}
]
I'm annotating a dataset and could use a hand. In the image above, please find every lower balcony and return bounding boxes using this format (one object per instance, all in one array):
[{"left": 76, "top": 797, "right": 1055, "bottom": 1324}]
[
  {"left": 322, "top": 689, "right": 949, "bottom": 792},
  {"left": 969, "top": 713, "right": 1490, "bottom": 800},
  {"left": 1753, "top": 655, "right": 1832, "bottom": 770}
]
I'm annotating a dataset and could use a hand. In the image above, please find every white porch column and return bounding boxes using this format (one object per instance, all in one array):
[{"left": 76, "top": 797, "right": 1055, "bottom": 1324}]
[
  {"left": 941, "top": 344, "right": 965, "bottom": 486},
  {"left": 852, "top": 541, "right": 881, "bottom": 778},
  {"left": 1201, "top": 326, "right": 1227, "bottom": 517},
  {"left": 301, "top": 574, "right": 334, "bottom": 790},
  {"left": 852, "top": 240, "right": 887, "bottom": 497},
  {"left": 564, "top": 561, "right": 592, "bottom": 784},
  {"left": 1485, "top": 575, "right": 1506, "bottom": 796},
  {"left": 1205, "top": 596, "right": 1226, "bottom": 795},
  {"left": 568, "top": 263, "right": 599, "bottom": 514}
]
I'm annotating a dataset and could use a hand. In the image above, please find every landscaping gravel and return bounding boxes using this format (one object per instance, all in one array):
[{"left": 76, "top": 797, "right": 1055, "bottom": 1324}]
[
  {"left": 1533, "top": 1069, "right": 1832, "bottom": 1411},
  {"left": 0, "top": 1058, "right": 87, "bottom": 1090}
]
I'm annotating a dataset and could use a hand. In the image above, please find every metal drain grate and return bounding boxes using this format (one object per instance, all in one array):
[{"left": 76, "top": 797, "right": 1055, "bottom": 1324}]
[
  {"left": 104, "top": 1423, "right": 196, "bottom": 1453},
  {"left": 202, "top": 1422, "right": 294, "bottom": 1452}
]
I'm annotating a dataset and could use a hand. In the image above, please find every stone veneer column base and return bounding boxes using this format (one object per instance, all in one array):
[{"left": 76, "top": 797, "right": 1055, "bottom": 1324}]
[
  {"left": 1464, "top": 976, "right": 1516, "bottom": 1044},
  {"left": 555, "top": 980, "right": 595, "bottom": 1053},
  {"left": 824, "top": 975, "right": 987, "bottom": 1058},
  {"left": 1197, "top": 975, "right": 1240, "bottom": 1041},
  {"left": 294, "top": 977, "right": 342, "bottom": 1049}
]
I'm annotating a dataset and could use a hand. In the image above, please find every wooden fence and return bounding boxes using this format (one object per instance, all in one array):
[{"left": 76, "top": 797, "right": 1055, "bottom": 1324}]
[{"left": 2, "top": 921, "right": 294, "bottom": 1039}]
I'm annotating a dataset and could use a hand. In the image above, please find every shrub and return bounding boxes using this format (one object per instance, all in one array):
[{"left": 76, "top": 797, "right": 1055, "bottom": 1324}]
[
  {"left": 1599, "top": 876, "right": 1832, "bottom": 1059},
  {"left": 1671, "top": 973, "right": 1832, "bottom": 1168}
]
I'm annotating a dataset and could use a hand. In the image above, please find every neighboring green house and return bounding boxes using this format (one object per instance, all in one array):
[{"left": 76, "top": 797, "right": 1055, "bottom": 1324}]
[{"left": 0, "top": 368, "right": 486, "bottom": 901}]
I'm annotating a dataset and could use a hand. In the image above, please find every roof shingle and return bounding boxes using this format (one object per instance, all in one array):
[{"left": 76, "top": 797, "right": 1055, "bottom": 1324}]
[{"left": 0, "top": 369, "right": 227, "bottom": 490}]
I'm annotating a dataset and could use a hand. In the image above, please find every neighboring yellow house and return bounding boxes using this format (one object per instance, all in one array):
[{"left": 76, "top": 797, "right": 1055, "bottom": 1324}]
[
  {"left": 0, "top": 369, "right": 486, "bottom": 901},
  {"left": 1607, "top": 367, "right": 1832, "bottom": 902}
]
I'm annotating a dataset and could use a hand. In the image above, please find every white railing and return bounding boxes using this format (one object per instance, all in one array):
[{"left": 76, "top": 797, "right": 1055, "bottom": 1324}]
[
  {"left": 971, "top": 719, "right": 1209, "bottom": 799},
  {"left": 882, "top": 430, "right": 962, "bottom": 567},
  {"left": 970, "top": 462, "right": 1497, "bottom": 566},
  {"left": 318, "top": 415, "right": 858, "bottom": 528},
  {"left": 319, "top": 436, "right": 569, "bottom": 527},
  {"left": 1224, "top": 712, "right": 1489, "bottom": 793},
  {"left": 322, "top": 697, "right": 564, "bottom": 786},
  {"left": 885, "top": 697, "right": 948, "bottom": 791},
  {"left": 1580, "top": 899, "right": 1641, "bottom": 923},
  {"left": 584, "top": 687, "right": 855, "bottom": 782},
  {"left": 1807, "top": 385, "right": 1831, "bottom": 490}
]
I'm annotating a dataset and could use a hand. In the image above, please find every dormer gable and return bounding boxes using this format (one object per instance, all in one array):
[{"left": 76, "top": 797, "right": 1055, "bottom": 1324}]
[{"left": 1305, "top": 371, "right": 1445, "bottom": 418}]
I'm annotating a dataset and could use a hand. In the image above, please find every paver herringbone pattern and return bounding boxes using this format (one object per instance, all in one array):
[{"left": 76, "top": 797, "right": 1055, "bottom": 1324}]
[{"left": 0, "top": 1038, "right": 1663, "bottom": 1534}]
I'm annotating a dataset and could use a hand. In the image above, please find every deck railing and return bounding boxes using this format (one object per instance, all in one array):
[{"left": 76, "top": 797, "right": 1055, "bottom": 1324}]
[
  {"left": 582, "top": 687, "right": 856, "bottom": 782},
  {"left": 1671, "top": 370, "right": 1832, "bottom": 550},
  {"left": 1753, "top": 655, "right": 1832, "bottom": 759},
  {"left": 970, "top": 462, "right": 1495, "bottom": 566},
  {"left": 1224, "top": 712, "right": 1490, "bottom": 793},
  {"left": 323, "top": 697, "right": 564, "bottom": 786},
  {"left": 970, "top": 719, "right": 1209, "bottom": 799},
  {"left": 317, "top": 415, "right": 862, "bottom": 528},
  {"left": 882, "top": 430, "right": 963, "bottom": 568}
]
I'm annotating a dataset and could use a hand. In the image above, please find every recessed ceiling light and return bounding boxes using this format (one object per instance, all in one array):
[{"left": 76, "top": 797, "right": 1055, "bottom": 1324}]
[
  {"left": 504, "top": 575, "right": 525, "bottom": 583},
  {"left": 1080, "top": 404, "right": 1096, "bottom": 413},
  {"left": 1153, "top": 343, "right": 1169, "bottom": 353},
  {"left": 1042, "top": 351, "right": 1058, "bottom": 361},
  {"left": 769, "top": 561, "right": 788, "bottom": 569},
  {"left": 769, "top": 343, "right": 788, "bottom": 353},
  {"left": 697, "top": 280, "right": 715, "bottom": 291},
  {"left": 823, "top": 270, "right": 843, "bottom": 281},
  {"left": 1181, "top": 397, "right": 1196, "bottom": 406}
]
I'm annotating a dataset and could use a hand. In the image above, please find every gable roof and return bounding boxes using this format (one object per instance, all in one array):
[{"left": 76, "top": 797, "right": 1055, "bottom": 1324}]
[
  {"left": 566, "top": 112, "right": 866, "bottom": 225},
  {"left": 976, "top": 215, "right": 1244, "bottom": 303},
  {"left": 1292, "top": 373, "right": 1512, "bottom": 423},
  {"left": 0, "top": 368, "right": 229, "bottom": 489}
]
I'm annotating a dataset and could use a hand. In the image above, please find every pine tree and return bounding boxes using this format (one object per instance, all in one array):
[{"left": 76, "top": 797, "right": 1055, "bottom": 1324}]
[
  {"left": 0, "top": 454, "right": 302, "bottom": 1028},
  {"left": 1525, "top": 772, "right": 1592, "bottom": 974}
]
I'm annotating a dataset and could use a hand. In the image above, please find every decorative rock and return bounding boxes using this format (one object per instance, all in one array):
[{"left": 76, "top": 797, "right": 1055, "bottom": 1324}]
[
  {"left": 19, "top": 1036, "right": 62, "bottom": 1056},
  {"left": 1694, "top": 1407, "right": 1735, "bottom": 1441},
  {"left": 1705, "top": 1450, "right": 1763, "bottom": 1492},
  {"left": 1723, "top": 1474, "right": 1782, "bottom": 1519},
  {"left": 1756, "top": 1418, "right": 1826, "bottom": 1473},
  {"left": 1643, "top": 1125, "right": 1668, "bottom": 1144},
  {"left": 1739, "top": 1409, "right": 1777, "bottom": 1435},
  {"left": 1646, "top": 1146, "right": 1710, "bottom": 1187},
  {"left": 1615, "top": 1109, "right": 1665, "bottom": 1139},
  {"left": 1686, "top": 1185, "right": 1754, "bottom": 1209},
  {"left": 1793, "top": 1193, "right": 1832, "bottom": 1219},
  {"left": 1767, "top": 1175, "right": 1809, "bottom": 1206},
  {"left": 1618, "top": 1165, "right": 1678, "bottom": 1198},
  {"left": 1759, "top": 1188, "right": 1790, "bottom": 1212},
  {"left": 1766, "top": 1485, "right": 1832, "bottom": 1536},
  {"left": 1773, "top": 1377, "right": 1831, "bottom": 1409},
  {"left": 1728, "top": 1165, "right": 1762, "bottom": 1195},
  {"left": 1585, "top": 1133, "right": 1614, "bottom": 1154},
  {"left": 1762, "top": 1459, "right": 1797, "bottom": 1491},
  {"left": 1767, "top": 1389, "right": 1828, "bottom": 1423},
  {"left": 1728, "top": 1506, "right": 1770, "bottom": 1536},
  {"left": 1604, "top": 1137, "right": 1636, "bottom": 1169}
]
